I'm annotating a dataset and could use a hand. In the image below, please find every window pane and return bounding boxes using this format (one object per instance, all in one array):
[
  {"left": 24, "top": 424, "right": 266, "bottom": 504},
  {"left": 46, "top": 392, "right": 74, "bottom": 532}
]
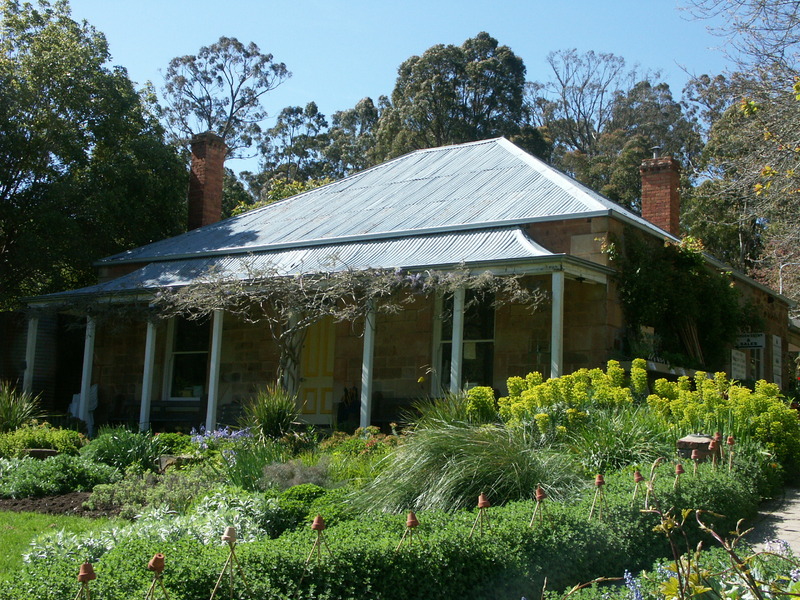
[
  {"left": 441, "top": 291, "right": 495, "bottom": 342},
  {"left": 171, "top": 353, "right": 208, "bottom": 397},
  {"left": 174, "top": 318, "right": 210, "bottom": 352},
  {"left": 440, "top": 341, "right": 494, "bottom": 389}
]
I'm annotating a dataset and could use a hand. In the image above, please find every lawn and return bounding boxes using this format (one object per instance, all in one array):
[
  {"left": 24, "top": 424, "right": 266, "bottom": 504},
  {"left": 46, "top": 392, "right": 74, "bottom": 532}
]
[{"left": 0, "top": 511, "right": 114, "bottom": 581}]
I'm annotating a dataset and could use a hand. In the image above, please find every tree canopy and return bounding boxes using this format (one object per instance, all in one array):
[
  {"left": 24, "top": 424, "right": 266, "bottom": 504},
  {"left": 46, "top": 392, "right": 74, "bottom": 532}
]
[
  {"left": 0, "top": 0, "right": 186, "bottom": 309},
  {"left": 161, "top": 36, "right": 290, "bottom": 156}
]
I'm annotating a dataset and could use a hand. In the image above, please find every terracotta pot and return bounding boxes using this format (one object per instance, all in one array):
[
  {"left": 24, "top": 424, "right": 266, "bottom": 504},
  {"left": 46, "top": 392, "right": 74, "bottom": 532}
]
[
  {"left": 727, "top": 435, "right": 735, "bottom": 446},
  {"left": 691, "top": 449, "right": 701, "bottom": 460},
  {"left": 535, "top": 486, "right": 547, "bottom": 502},
  {"left": 595, "top": 474, "right": 605, "bottom": 486},
  {"left": 478, "top": 493, "right": 491, "bottom": 508},
  {"left": 147, "top": 553, "right": 165, "bottom": 574},
  {"left": 675, "top": 463, "right": 685, "bottom": 475},
  {"left": 78, "top": 562, "right": 96, "bottom": 582},
  {"left": 406, "top": 511, "right": 419, "bottom": 528},
  {"left": 222, "top": 526, "right": 237, "bottom": 543},
  {"left": 714, "top": 431, "right": 723, "bottom": 443},
  {"left": 312, "top": 515, "right": 326, "bottom": 531},
  {"left": 708, "top": 439, "right": 718, "bottom": 451},
  {"left": 633, "top": 470, "right": 644, "bottom": 483}
]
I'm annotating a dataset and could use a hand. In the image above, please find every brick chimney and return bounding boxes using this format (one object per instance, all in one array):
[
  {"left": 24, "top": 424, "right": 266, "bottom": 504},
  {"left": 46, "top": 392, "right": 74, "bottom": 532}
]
[
  {"left": 188, "top": 132, "right": 227, "bottom": 230},
  {"left": 640, "top": 153, "right": 681, "bottom": 237}
]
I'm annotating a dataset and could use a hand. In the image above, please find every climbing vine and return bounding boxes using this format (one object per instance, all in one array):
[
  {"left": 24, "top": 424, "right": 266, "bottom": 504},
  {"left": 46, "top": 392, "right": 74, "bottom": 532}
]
[{"left": 605, "top": 229, "right": 753, "bottom": 370}]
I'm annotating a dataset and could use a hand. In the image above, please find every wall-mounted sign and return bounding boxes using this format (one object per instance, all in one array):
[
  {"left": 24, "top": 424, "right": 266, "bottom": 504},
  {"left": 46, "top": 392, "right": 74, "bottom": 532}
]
[
  {"left": 736, "top": 333, "right": 765, "bottom": 348},
  {"left": 731, "top": 349, "right": 747, "bottom": 381}
]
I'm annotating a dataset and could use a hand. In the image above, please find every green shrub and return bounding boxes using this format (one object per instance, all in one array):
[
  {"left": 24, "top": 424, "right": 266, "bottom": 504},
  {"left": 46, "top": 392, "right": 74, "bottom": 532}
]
[
  {"left": 240, "top": 384, "right": 299, "bottom": 440},
  {"left": 0, "top": 423, "right": 85, "bottom": 457},
  {"left": 260, "top": 456, "right": 328, "bottom": 490},
  {"left": 0, "top": 381, "right": 42, "bottom": 432},
  {"left": 81, "top": 426, "right": 165, "bottom": 473},
  {"left": 0, "top": 455, "right": 119, "bottom": 498},
  {"left": 155, "top": 432, "right": 194, "bottom": 455},
  {"left": 465, "top": 386, "right": 497, "bottom": 423},
  {"left": 86, "top": 464, "right": 218, "bottom": 518},
  {"left": 218, "top": 438, "right": 290, "bottom": 491},
  {"left": 405, "top": 392, "right": 470, "bottom": 426}
]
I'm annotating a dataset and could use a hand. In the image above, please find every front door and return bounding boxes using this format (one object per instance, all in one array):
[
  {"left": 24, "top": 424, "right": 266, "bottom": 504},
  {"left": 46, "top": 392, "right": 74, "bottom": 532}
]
[{"left": 299, "top": 317, "right": 335, "bottom": 425}]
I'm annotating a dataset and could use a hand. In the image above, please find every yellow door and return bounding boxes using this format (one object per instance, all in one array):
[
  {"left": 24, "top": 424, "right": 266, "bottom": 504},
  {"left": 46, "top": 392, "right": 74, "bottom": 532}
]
[{"left": 299, "top": 317, "right": 335, "bottom": 425}]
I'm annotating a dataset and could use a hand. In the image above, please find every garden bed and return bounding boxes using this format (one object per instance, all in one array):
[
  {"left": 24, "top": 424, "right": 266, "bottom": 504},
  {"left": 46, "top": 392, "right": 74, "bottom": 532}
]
[{"left": 0, "top": 491, "right": 119, "bottom": 518}]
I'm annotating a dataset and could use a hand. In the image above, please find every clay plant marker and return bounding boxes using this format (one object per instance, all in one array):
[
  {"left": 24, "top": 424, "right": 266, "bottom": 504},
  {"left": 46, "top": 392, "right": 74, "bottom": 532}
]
[
  {"left": 305, "top": 515, "right": 334, "bottom": 566},
  {"left": 469, "top": 493, "right": 492, "bottom": 538},
  {"left": 708, "top": 439, "right": 719, "bottom": 468},
  {"left": 631, "top": 470, "right": 644, "bottom": 505},
  {"left": 396, "top": 511, "right": 421, "bottom": 550},
  {"left": 210, "top": 526, "right": 253, "bottom": 600},
  {"left": 589, "top": 474, "right": 605, "bottom": 521},
  {"left": 727, "top": 435, "right": 735, "bottom": 471},
  {"left": 144, "top": 553, "right": 170, "bottom": 600},
  {"left": 529, "top": 486, "right": 547, "bottom": 527},
  {"left": 691, "top": 449, "right": 701, "bottom": 476},
  {"left": 673, "top": 463, "right": 685, "bottom": 490},
  {"left": 74, "top": 562, "right": 96, "bottom": 600}
]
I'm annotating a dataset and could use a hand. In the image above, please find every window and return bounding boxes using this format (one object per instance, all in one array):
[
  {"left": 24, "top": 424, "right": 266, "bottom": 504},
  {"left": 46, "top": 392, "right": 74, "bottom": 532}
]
[
  {"left": 438, "top": 291, "right": 495, "bottom": 390},
  {"left": 168, "top": 318, "right": 210, "bottom": 398}
]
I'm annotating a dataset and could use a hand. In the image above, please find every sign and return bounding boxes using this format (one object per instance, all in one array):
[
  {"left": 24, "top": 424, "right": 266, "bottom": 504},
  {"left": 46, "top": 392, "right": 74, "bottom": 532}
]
[
  {"left": 736, "top": 333, "right": 765, "bottom": 349},
  {"left": 773, "top": 335, "right": 782, "bottom": 387},
  {"left": 730, "top": 349, "right": 747, "bottom": 381}
]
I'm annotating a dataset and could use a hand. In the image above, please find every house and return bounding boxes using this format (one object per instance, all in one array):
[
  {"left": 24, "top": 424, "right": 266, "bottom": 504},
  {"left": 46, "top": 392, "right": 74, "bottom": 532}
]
[{"left": 21, "top": 135, "right": 796, "bottom": 432}]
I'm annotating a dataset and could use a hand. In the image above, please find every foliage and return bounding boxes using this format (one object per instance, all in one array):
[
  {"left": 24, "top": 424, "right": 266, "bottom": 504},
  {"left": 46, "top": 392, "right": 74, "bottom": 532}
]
[
  {"left": 0, "top": 382, "right": 43, "bottom": 432},
  {"left": 241, "top": 384, "right": 299, "bottom": 440},
  {"left": 189, "top": 424, "right": 253, "bottom": 453},
  {"left": 321, "top": 426, "right": 399, "bottom": 486},
  {"left": 260, "top": 456, "right": 328, "bottom": 490},
  {"left": 161, "top": 36, "right": 289, "bottom": 155},
  {"left": 606, "top": 232, "right": 748, "bottom": 369},
  {"left": 647, "top": 374, "right": 800, "bottom": 470},
  {"left": 217, "top": 438, "right": 290, "bottom": 491},
  {"left": 498, "top": 360, "right": 635, "bottom": 425},
  {"left": 373, "top": 32, "right": 548, "bottom": 161},
  {"left": 0, "top": 455, "right": 119, "bottom": 498},
  {"left": 85, "top": 464, "right": 218, "bottom": 519},
  {"left": 0, "top": 0, "right": 186, "bottom": 308},
  {"left": 230, "top": 175, "right": 330, "bottom": 216},
  {"left": 0, "top": 422, "right": 85, "bottom": 457},
  {"left": 81, "top": 426, "right": 165, "bottom": 473},
  {"left": 154, "top": 432, "right": 194, "bottom": 455},
  {"left": 465, "top": 386, "right": 497, "bottom": 423},
  {"left": 404, "top": 392, "right": 470, "bottom": 426},
  {"left": 354, "top": 421, "right": 583, "bottom": 512}
]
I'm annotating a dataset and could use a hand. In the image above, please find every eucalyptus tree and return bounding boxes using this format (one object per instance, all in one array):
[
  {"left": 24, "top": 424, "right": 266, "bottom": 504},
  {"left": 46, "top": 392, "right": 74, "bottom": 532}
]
[{"left": 161, "top": 36, "right": 290, "bottom": 156}]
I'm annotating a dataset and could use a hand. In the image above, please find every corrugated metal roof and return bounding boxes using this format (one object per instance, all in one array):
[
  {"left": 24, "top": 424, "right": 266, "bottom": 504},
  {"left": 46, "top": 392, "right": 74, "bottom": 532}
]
[
  {"left": 40, "top": 227, "right": 557, "bottom": 300},
  {"left": 101, "top": 138, "right": 660, "bottom": 265}
]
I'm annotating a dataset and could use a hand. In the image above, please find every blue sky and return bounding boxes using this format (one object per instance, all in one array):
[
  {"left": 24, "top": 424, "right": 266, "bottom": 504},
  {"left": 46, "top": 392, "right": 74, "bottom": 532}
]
[{"left": 68, "top": 0, "right": 731, "bottom": 171}]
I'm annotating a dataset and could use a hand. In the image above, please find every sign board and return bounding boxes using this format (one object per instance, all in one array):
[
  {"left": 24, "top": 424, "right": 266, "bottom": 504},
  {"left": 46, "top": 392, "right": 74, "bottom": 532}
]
[
  {"left": 736, "top": 333, "right": 765, "bottom": 349},
  {"left": 773, "top": 334, "right": 782, "bottom": 387},
  {"left": 730, "top": 349, "right": 747, "bottom": 381}
]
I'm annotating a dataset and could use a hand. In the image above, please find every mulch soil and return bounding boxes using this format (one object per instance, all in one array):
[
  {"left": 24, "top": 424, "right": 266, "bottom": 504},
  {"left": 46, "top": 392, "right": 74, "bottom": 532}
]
[{"left": 0, "top": 492, "right": 121, "bottom": 518}]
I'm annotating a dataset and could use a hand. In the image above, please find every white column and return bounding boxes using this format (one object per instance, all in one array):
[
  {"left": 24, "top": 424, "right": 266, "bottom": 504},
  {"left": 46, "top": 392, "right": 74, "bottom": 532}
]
[
  {"left": 23, "top": 316, "right": 38, "bottom": 394},
  {"left": 139, "top": 320, "right": 157, "bottom": 432},
  {"left": 550, "top": 271, "right": 565, "bottom": 379},
  {"left": 360, "top": 302, "right": 376, "bottom": 429},
  {"left": 205, "top": 310, "right": 224, "bottom": 431},
  {"left": 449, "top": 287, "right": 465, "bottom": 393},
  {"left": 79, "top": 316, "right": 96, "bottom": 426}
]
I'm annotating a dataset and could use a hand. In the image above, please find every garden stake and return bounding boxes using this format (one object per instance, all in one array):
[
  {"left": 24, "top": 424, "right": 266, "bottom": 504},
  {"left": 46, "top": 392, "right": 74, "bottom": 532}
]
[
  {"left": 727, "top": 436, "right": 735, "bottom": 471},
  {"left": 708, "top": 439, "right": 719, "bottom": 468},
  {"left": 589, "top": 474, "right": 605, "bottom": 521},
  {"left": 529, "top": 486, "right": 547, "bottom": 527},
  {"left": 144, "top": 553, "right": 170, "bottom": 600},
  {"left": 691, "top": 449, "right": 700, "bottom": 476},
  {"left": 305, "top": 515, "right": 334, "bottom": 566},
  {"left": 673, "top": 463, "right": 685, "bottom": 490},
  {"left": 395, "top": 511, "right": 420, "bottom": 550},
  {"left": 74, "top": 562, "right": 96, "bottom": 600},
  {"left": 209, "top": 527, "right": 253, "bottom": 600},
  {"left": 631, "top": 470, "right": 644, "bottom": 505},
  {"left": 469, "top": 493, "right": 492, "bottom": 538}
]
